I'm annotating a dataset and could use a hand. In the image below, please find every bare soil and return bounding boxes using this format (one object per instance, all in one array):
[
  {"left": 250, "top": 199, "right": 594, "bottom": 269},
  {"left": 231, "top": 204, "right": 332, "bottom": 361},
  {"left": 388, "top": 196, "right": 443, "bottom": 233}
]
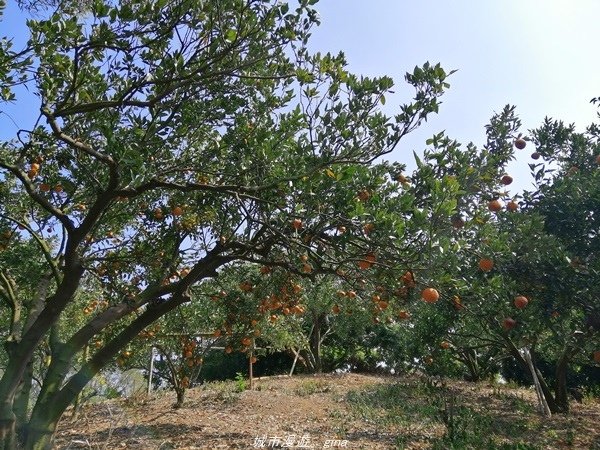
[{"left": 54, "top": 373, "right": 600, "bottom": 449}]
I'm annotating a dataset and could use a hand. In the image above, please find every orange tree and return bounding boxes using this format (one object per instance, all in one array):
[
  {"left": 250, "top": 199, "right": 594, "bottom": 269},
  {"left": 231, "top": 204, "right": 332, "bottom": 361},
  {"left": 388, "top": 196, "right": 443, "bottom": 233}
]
[
  {"left": 337, "top": 106, "right": 524, "bottom": 377},
  {"left": 392, "top": 107, "right": 600, "bottom": 413},
  {"left": 0, "top": 0, "right": 460, "bottom": 447},
  {"left": 110, "top": 300, "right": 217, "bottom": 409}
]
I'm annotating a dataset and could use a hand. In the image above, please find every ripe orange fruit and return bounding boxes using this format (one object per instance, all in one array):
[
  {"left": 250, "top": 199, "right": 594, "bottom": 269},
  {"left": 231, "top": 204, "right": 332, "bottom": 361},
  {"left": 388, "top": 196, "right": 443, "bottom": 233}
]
[
  {"left": 514, "top": 295, "right": 528, "bottom": 309},
  {"left": 153, "top": 208, "right": 164, "bottom": 220},
  {"left": 363, "top": 223, "right": 375, "bottom": 234},
  {"left": 500, "top": 175, "right": 513, "bottom": 186},
  {"left": 224, "top": 346, "right": 233, "bottom": 354},
  {"left": 332, "top": 304, "right": 341, "bottom": 314},
  {"left": 595, "top": 155, "right": 600, "bottom": 164},
  {"left": 337, "top": 225, "right": 346, "bottom": 234},
  {"left": 292, "top": 218, "right": 303, "bottom": 230},
  {"left": 358, "top": 260, "right": 371, "bottom": 270},
  {"left": 502, "top": 317, "right": 517, "bottom": 331},
  {"left": 39, "top": 183, "right": 51, "bottom": 192},
  {"left": 478, "top": 258, "right": 494, "bottom": 272},
  {"left": 488, "top": 199, "right": 503, "bottom": 212},
  {"left": 241, "top": 337, "right": 252, "bottom": 346},
  {"left": 402, "top": 271, "right": 416, "bottom": 288},
  {"left": 336, "top": 290, "right": 346, "bottom": 297},
  {"left": 171, "top": 206, "right": 183, "bottom": 216},
  {"left": 250, "top": 356, "right": 258, "bottom": 364},
  {"left": 396, "top": 174, "right": 409, "bottom": 183},
  {"left": 358, "top": 252, "right": 376, "bottom": 269},
  {"left": 593, "top": 350, "right": 600, "bottom": 363},
  {"left": 377, "top": 300, "right": 388, "bottom": 310},
  {"left": 514, "top": 138, "right": 526, "bottom": 149},
  {"left": 357, "top": 189, "right": 371, "bottom": 202},
  {"left": 259, "top": 266, "right": 271, "bottom": 275},
  {"left": 213, "top": 329, "right": 222, "bottom": 337},
  {"left": 301, "top": 263, "right": 312, "bottom": 273},
  {"left": 346, "top": 290, "right": 357, "bottom": 299},
  {"left": 506, "top": 201, "right": 518, "bottom": 212},
  {"left": 421, "top": 288, "right": 440, "bottom": 304},
  {"left": 239, "top": 281, "right": 253, "bottom": 292},
  {"left": 397, "top": 310, "right": 411, "bottom": 320},
  {"left": 440, "top": 341, "right": 451, "bottom": 349}
]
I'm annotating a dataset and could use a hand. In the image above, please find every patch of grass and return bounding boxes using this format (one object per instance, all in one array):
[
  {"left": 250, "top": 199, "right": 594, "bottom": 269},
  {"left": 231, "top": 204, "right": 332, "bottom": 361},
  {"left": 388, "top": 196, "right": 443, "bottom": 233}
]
[
  {"left": 346, "top": 380, "right": 441, "bottom": 427},
  {"left": 203, "top": 380, "right": 242, "bottom": 404},
  {"left": 345, "top": 378, "right": 544, "bottom": 450},
  {"left": 294, "top": 379, "right": 331, "bottom": 396},
  {"left": 490, "top": 389, "right": 535, "bottom": 416},
  {"left": 234, "top": 372, "right": 248, "bottom": 393}
]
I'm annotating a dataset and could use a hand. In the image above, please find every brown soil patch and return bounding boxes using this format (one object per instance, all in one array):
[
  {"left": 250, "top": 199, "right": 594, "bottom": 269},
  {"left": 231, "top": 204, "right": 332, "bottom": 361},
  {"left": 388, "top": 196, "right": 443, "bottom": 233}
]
[{"left": 54, "top": 373, "right": 600, "bottom": 449}]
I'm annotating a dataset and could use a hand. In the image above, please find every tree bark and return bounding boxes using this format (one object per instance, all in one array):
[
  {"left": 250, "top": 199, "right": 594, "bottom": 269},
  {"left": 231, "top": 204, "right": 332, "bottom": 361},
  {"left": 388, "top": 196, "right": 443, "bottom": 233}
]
[
  {"left": 174, "top": 389, "right": 185, "bottom": 409},
  {"left": 25, "top": 292, "right": 191, "bottom": 449},
  {"left": 0, "top": 402, "right": 17, "bottom": 450},
  {"left": 13, "top": 359, "right": 33, "bottom": 443},
  {"left": 554, "top": 348, "right": 571, "bottom": 413},
  {"left": 310, "top": 313, "right": 327, "bottom": 374}
]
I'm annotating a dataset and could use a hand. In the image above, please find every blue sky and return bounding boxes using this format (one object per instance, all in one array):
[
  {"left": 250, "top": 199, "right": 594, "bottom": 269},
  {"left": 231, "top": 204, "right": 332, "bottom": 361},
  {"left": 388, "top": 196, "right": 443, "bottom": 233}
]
[
  {"left": 309, "top": 1, "right": 600, "bottom": 191},
  {"left": 2, "top": 0, "right": 599, "bottom": 192}
]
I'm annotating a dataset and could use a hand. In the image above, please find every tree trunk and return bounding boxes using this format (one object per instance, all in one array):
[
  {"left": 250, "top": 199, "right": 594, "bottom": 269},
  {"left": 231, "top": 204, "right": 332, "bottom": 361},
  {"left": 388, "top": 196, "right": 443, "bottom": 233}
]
[
  {"left": 310, "top": 313, "right": 326, "bottom": 374},
  {"left": 0, "top": 401, "right": 17, "bottom": 450},
  {"left": 460, "top": 348, "right": 481, "bottom": 382},
  {"left": 13, "top": 359, "right": 33, "bottom": 443},
  {"left": 0, "top": 264, "right": 84, "bottom": 444},
  {"left": 554, "top": 353, "right": 570, "bottom": 413},
  {"left": 25, "top": 294, "right": 190, "bottom": 449},
  {"left": 173, "top": 389, "right": 185, "bottom": 409}
]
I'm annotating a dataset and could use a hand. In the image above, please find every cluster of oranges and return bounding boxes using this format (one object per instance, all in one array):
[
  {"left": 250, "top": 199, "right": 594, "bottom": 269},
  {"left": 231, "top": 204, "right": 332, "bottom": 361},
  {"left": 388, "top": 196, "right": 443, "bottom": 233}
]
[
  {"left": 138, "top": 324, "right": 161, "bottom": 340},
  {"left": 181, "top": 338, "right": 203, "bottom": 368},
  {"left": 82, "top": 299, "right": 109, "bottom": 315}
]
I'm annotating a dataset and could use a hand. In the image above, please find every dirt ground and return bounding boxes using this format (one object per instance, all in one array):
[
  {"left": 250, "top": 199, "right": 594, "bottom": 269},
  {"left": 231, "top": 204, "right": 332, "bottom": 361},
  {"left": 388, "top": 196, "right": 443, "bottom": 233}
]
[{"left": 54, "top": 373, "right": 600, "bottom": 449}]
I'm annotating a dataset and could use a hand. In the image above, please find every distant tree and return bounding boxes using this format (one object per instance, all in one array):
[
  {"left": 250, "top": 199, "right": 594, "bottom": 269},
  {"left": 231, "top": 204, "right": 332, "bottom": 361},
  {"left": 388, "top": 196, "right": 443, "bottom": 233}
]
[{"left": 395, "top": 107, "right": 600, "bottom": 413}]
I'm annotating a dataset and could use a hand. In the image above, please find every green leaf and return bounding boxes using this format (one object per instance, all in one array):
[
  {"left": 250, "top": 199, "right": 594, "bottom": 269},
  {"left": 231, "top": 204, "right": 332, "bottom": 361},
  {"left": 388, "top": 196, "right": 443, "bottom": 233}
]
[{"left": 225, "top": 29, "right": 237, "bottom": 43}]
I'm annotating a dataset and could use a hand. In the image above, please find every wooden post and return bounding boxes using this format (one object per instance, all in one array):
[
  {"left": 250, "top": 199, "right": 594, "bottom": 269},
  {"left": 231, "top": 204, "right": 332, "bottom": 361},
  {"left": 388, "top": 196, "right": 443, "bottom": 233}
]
[
  {"left": 147, "top": 346, "right": 155, "bottom": 397},
  {"left": 290, "top": 348, "right": 300, "bottom": 376},
  {"left": 249, "top": 351, "right": 254, "bottom": 390},
  {"left": 522, "top": 347, "right": 551, "bottom": 417},
  {"left": 249, "top": 338, "right": 254, "bottom": 390}
]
